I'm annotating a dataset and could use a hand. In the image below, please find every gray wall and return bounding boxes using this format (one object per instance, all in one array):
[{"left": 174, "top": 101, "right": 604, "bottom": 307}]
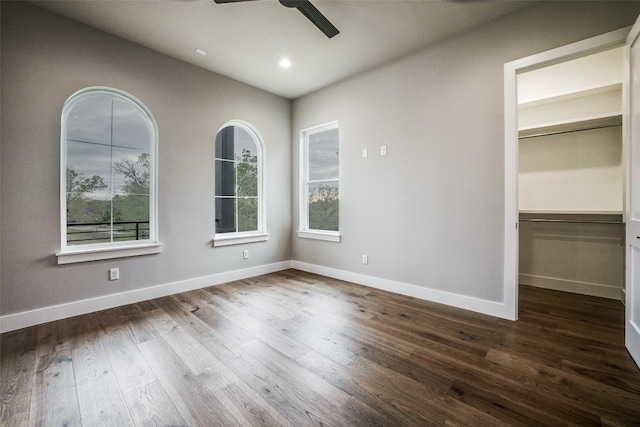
[
  {"left": 1, "top": 2, "right": 292, "bottom": 315},
  {"left": 291, "top": 1, "right": 640, "bottom": 303}
]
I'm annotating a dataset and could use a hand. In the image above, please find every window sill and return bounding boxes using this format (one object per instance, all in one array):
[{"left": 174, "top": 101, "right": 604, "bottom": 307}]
[
  {"left": 213, "top": 233, "right": 269, "bottom": 247},
  {"left": 56, "top": 243, "right": 163, "bottom": 265},
  {"left": 297, "top": 230, "right": 341, "bottom": 242}
]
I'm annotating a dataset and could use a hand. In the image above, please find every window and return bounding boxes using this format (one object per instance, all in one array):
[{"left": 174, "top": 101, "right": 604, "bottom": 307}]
[
  {"left": 57, "top": 87, "right": 160, "bottom": 264},
  {"left": 213, "top": 121, "right": 267, "bottom": 246},
  {"left": 298, "top": 121, "right": 340, "bottom": 242}
]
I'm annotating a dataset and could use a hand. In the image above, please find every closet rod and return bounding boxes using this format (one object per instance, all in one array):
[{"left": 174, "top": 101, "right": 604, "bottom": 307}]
[
  {"left": 518, "top": 122, "right": 621, "bottom": 140},
  {"left": 519, "top": 218, "right": 622, "bottom": 225}
]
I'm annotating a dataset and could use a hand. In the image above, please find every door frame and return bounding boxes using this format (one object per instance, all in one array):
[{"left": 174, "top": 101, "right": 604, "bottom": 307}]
[{"left": 503, "top": 27, "right": 631, "bottom": 321}]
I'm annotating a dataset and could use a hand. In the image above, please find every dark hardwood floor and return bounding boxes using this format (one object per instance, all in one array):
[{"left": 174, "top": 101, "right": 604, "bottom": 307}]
[{"left": 2, "top": 269, "right": 640, "bottom": 426}]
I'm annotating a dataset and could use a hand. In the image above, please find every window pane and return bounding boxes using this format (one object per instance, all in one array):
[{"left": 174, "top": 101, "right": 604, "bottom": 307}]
[
  {"left": 215, "top": 126, "right": 235, "bottom": 161},
  {"left": 238, "top": 197, "right": 258, "bottom": 232},
  {"left": 215, "top": 159, "right": 236, "bottom": 197},
  {"left": 66, "top": 193, "right": 111, "bottom": 245},
  {"left": 308, "top": 182, "right": 339, "bottom": 231},
  {"left": 215, "top": 198, "right": 236, "bottom": 233},
  {"left": 66, "top": 141, "right": 111, "bottom": 227},
  {"left": 236, "top": 160, "right": 258, "bottom": 197},
  {"left": 309, "top": 128, "right": 339, "bottom": 181},
  {"left": 235, "top": 127, "right": 257, "bottom": 162},
  {"left": 66, "top": 93, "right": 112, "bottom": 145},
  {"left": 113, "top": 194, "right": 149, "bottom": 221},
  {"left": 112, "top": 147, "right": 150, "bottom": 197},
  {"left": 66, "top": 140, "right": 112, "bottom": 190},
  {"left": 66, "top": 194, "right": 110, "bottom": 224},
  {"left": 113, "top": 195, "right": 150, "bottom": 241},
  {"left": 112, "top": 97, "right": 151, "bottom": 151}
]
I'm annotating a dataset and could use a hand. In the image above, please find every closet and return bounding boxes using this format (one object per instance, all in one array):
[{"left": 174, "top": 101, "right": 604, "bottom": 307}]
[{"left": 518, "top": 47, "right": 625, "bottom": 300}]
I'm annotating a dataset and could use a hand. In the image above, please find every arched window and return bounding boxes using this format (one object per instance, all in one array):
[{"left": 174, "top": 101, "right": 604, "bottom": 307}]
[
  {"left": 213, "top": 121, "right": 267, "bottom": 246},
  {"left": 57, "top": 87, "right": 160, "bottom": 264}
]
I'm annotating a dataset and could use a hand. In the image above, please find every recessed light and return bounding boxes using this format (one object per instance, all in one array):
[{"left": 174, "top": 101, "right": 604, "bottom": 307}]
[
  {"left": 279, "top": 58, "right": 292, "bottom": 69},
  {"left": 195, "top": 48, "right": 208, "bottom": 56}
]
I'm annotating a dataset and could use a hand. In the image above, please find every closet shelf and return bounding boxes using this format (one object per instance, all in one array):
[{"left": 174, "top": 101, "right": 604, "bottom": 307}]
[
  {"left": 517, "top": 80, "right": 622, "bottom": 133},
  {"left": 519, "top": 211, "right": 623, "bottom": 225},
  {"left": 518, "top": 81, "right": 622, "bottom": 108},
  {"left": 518, "top": 113, "right": 621, "bottom": 139},
  {"left": 519, "top": 210, "right": 623, "bottom": 215}
]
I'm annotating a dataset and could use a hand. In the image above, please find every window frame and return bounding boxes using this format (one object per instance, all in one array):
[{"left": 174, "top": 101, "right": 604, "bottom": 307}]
[
  {"left": 56, "top": 86, "right": 161, "bottom": 264},
  {"left": 213, "top": 120, "right": 268, "bottom": 247},
  {"left": 298, "top": 121, "right": 341, "bottom": 242}
]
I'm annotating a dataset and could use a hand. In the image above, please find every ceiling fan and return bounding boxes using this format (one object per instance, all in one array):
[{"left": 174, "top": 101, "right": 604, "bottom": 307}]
[{"left": 213, "top": 0, "right": 340, "bottom": 38}]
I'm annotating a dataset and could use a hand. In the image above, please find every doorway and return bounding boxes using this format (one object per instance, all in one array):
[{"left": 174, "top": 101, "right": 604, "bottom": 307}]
[
  {"left": 517, "top": 47, "right": 625, "bottom": 301},
  {"left": 503, "top": 27, "right": 631, "bottom": 320}
]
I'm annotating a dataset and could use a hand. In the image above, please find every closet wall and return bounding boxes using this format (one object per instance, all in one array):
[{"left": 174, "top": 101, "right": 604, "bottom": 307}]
[{"left": 518, "top": 47, "right": 625, "bottom": 300}]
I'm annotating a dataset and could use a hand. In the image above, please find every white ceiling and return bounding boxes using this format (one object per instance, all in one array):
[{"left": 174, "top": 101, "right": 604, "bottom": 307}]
[{"left": 31, "top": 0, "right": 534, "bottom": 99}]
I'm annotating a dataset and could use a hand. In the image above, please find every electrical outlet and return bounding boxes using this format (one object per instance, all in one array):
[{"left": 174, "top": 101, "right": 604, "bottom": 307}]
[
  {"left": 243, "top": 250, "right": 249, "bottom": 259},
  {"left": 380, "top": 146, "right": 387, "bottom": 156},
  {"left": 362, "top": 148, "right": 368, "bottom": 158},
  {"left": 362, "top": 255, "right": 368, "bottom": 265},
  {"left": 109, "top": 268, "right": 120, "bottom": 281}
]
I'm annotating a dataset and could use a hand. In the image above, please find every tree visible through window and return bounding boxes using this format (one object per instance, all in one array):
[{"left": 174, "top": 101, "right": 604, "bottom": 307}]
[
  {"left": 214, "top": 122, "right": 264, "bottom": 236},
  {"left": 61, "top": 87, "right": 157, "bottom": 250}
]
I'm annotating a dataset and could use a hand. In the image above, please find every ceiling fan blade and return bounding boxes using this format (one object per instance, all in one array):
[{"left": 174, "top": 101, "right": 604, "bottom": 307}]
[{"left": 296, "top": 1, "right": 339, "bottom": 38}]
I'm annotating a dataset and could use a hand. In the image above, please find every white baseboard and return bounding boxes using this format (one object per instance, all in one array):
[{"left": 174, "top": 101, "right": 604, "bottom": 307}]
[
  {"left": 292, "top": 261, "right": 512, "bottom": 320},
  {"left": 0, "top": 261, "right": 293, "bottom": 333},
  {"left": 519, "top": 273, "right": 623, "bottom": 300}
]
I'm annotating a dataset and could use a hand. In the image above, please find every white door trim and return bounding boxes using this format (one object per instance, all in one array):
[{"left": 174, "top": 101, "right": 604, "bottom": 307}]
[
  {"left": 503, "top": 27, "right": 631, "bottom": 321},
  {"left": 625, "top": 16, "right": 640, "bottom": 368}
]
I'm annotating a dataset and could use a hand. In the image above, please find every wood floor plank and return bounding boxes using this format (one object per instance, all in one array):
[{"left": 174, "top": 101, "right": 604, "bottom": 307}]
[
  {"left": 332, "top": 395, "right": 405, "bottom": 427},
  {"left": 485, "top": 348, "right": 640, "bottom": 424},
  {"left": 119, "top": 304, "right": 161, "bottom": 344},
  {"left": 241, "top": 339, "right": 351, "bottom": 412},
  {"left": 218, "top": 288, "right": 359, "bottom": 366},
  {"left": 138, "top": 336, "right": 239, "bottom": 427},
  {"left": 67, "top": 314, "right": 135, "bottom": 427},
  {"left": 29, "top": 320, "right": 82, "bottom": 427},
  {"left": 152, "top": 296, "right": 211, "bottom": 336},
  {"left": 198, "top": 337, "right": 296, "bottom": 427},
  {"left": 101, "top": 326, "right": 157, "bottom": 394},
  {"left": 207, "top": 292, "right": 310, "bottom": 360},
  {"left": 297, "top": 303, "right": 417, "bottom": 358},
  {"left": 2, "top": 272, "right": 640, "bottom": 426},
  {"left": 122, "top": 381, "right": 189, "bottom": 427},
  {"left": 189, "top": 304, "right": 256, "bottom": 349},
  {"left": 447, "top": 378, "right": 600, "bottom": 427},
  {"left": 197, "top": 331, "right": 345, "bottom": 426},
  {"left": 213, "top": 382, "right": 288, "bottom": 426},
  {"left": 408, "top": 340, "right": 606, "bottom": 426},
  {"left": 297, "top": 349, "right": 447, "bottom": 426},
  {"left": 0, "top": 327, "right": 37, "bottom": 427}
]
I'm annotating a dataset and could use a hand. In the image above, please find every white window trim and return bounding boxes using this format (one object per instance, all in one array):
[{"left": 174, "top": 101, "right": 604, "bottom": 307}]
[
  {"left": 56, "top": 243, "right": 162, "bottom": 265},
  {"left": 213, "top": 120, "right": 268, "bottom": 247},
  {"left": 58, "top": 86, "right": 160, "bottom": 264},
  {"left": 297, "top": 230, "right": 341, "bottom": 242},
  {"left": 212, "top": 232, "right": 269, "bottom": 247},
  {"left": 298, "top": 121, "right": 341, "bottom": 242}
]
